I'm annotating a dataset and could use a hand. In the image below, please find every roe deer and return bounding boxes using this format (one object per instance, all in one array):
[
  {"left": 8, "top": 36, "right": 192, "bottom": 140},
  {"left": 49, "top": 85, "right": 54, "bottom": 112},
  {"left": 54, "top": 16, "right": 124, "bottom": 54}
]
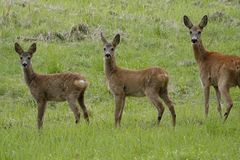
[
  {"left": 14, "top": 43, "right": 89, "bottom": 129},
  {"left": 183, "top": 15, "right": 240, "bottom": 120},
  {"left": 100, "top": 33, "right": 176, "bottom": 127}
]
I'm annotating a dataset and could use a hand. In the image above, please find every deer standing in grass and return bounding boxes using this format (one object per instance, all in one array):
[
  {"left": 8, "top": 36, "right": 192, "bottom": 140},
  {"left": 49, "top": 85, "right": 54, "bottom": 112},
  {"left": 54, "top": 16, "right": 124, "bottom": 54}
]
[
  {"left": 183, "top": 15, "right": 240, "bottom": 120},
  {"left": 100, "top": 33, "right": 176, "bottom": 127},
  {"left": 14, "top": 43, "right": 89, "bottom": 129}
]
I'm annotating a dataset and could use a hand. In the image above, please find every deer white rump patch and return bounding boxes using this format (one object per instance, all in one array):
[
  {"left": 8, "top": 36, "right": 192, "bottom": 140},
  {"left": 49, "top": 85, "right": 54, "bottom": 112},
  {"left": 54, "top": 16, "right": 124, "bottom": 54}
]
[
  {"left": 157, "top": 73, "right": 168, "bottom": 81},
  {"left": 74, "top": 80, "right": 88, "bottom": 88}
]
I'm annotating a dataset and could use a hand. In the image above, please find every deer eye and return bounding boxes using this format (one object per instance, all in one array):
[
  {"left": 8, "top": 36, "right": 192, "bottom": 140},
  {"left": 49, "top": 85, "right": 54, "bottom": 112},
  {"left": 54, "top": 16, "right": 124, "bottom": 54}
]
[
  {"left": 189, "top": 31, "right": 192, "bottom": 34},
  {"left": 20, "top": 57, "right": 23, "bottom": 60},
  {"left": 103, "top": 48, "right": 106, "bottom": 51},
  {"left": 198, "top": 31, "right": 201, "bottom": 34},
  {"left": 111, "top": 48, "right": 114, "bottom": 51},
  {"left": 28, "top": 57, "right": 31, "bottom": 60}
]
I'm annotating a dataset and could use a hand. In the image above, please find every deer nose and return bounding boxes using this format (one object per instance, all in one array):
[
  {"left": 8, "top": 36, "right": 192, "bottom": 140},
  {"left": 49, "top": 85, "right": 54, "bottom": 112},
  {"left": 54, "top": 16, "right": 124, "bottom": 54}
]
[
  {"left": 191, "top": 38, "right": 197, "bottom": 43},
  {"left": 105, "top": 53, "right": 111, "bottom": 58},
  {"left": 22, "top": 63, "right": 27, "bottom": 67}
]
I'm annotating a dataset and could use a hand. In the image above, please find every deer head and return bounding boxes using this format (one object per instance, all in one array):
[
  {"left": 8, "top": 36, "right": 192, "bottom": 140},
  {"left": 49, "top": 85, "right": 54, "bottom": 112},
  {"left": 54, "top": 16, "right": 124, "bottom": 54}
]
[
  {"left": 15, "top": 43, "right": 36, "bottom": 68},
  {"left": 100, "top": 33, "right": 120, "bottom": 59},
  {"left": 183, "top": 15, "right": 208, "bottom": 43}
]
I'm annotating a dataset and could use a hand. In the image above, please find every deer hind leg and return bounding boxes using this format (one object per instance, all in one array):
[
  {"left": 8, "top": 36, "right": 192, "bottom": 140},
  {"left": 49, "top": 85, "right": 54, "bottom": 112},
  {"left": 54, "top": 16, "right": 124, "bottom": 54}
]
[
  {"left": 114, "top": 93, "right": 125, "bottom": 128},
  {"left": 159, "top": 89, "right": 176, "bottom": 127},
  {"left": 214, "top": 86, "right": 222, "bottom": 117},
  {"left": 37, "top": 100, "right": 47, "bottom": 129},
  {"left": 145, "top": 89, "right": 165, "bottom": 126},
  {"left": 77, "top": 91, "right": 89, "bottom": 123},
  {"left": 219, "top": 85, "right": 233, "bottom": 121},
  {"left": 204, "top": 86, "right": 210, "bottom": 118},
  {"left": 67, "top": 95, "right": 80, "bottom": 124}
]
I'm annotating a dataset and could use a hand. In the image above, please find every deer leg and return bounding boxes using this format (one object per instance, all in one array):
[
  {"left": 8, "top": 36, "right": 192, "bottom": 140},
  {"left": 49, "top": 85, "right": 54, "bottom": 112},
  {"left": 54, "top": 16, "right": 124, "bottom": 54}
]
[
  {"left": 214, "top": 86, "right": 222, "bottom": 117},
  {"left": 204, "top": 86, "right": 210, "bottom": 118},
  {"left": 159, "top": 89, "right": 176, "bottom": 127},
  {"left": 78, "top": 91, "right": 89, "bottom": 123},
  {"left": 114, "top": 93, "right": 125, "bottom": 128},
  {"left": 146, "top": 90, "right": 165, "bottom": 126},
  {"left": 219, "top": 86, "right": 233, "bottom": 121},
  {"left": 119, "top": 96, "right": 126, "bottom": 122},
  {"left": 67, "top": 96, "right": 80, "bottom": 124},
  {"left": 37, "top": 100, "right": 47, "bottom": 129}
]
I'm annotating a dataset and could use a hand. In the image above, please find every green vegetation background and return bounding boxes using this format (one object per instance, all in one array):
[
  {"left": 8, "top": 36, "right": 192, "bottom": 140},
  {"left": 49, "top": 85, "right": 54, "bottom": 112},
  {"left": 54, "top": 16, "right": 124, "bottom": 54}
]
[{"left": 0, "top": 0, "right": 240, "bottom": 159}]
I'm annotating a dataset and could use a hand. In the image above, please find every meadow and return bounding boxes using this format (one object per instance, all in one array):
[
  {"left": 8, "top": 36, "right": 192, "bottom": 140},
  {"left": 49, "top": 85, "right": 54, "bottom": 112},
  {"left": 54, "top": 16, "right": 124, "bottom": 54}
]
[{"left": 0, "top": 0, "right": 240, "bottom": 159}]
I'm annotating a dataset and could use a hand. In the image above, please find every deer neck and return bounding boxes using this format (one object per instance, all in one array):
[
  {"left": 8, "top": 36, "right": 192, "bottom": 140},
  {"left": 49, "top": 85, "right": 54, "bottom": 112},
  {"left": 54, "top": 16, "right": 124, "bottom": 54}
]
[
  {"left": 23, "top": 64, "right": 36, "bottom": 86},
  {"left": 104, "top": 56, "right": 117, "bottom": 79},
  {"left": 192, "top": 39, "right": 207, "bottom": 63}
]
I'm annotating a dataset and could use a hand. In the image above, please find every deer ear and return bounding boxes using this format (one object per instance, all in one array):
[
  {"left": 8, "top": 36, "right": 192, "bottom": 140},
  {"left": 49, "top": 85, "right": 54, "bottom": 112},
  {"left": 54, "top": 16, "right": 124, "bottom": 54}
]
[
  {"left": 112, "top": 34, "right": 120, "bottom": 47},
  {"left": 183, "top": 15, "right": 193, "bottom": 29},
  {"left": 15, "top": 43, "right": 24, "bottom": 55},
  {"left": 100, "top": 32, "right": 108, "bottom": 44},
  {"left": 28, "top": 43, "right": 36, "bottom": 55},
  {"left": 199, "top": 15, "right": 208, "bottom": 29}
]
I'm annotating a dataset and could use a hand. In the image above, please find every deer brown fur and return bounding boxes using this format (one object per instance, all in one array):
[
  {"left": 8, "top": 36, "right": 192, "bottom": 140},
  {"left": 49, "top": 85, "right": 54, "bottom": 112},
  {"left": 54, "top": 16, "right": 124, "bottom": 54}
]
[
  {"left": 101, "top": 33, "right": 176, "bottom": 127},
  {"left": 183, "top": 15, "right": 240, "bottom": 120},
  {"left": 14, "top": 43, "right": 89, "bottom": 129}
]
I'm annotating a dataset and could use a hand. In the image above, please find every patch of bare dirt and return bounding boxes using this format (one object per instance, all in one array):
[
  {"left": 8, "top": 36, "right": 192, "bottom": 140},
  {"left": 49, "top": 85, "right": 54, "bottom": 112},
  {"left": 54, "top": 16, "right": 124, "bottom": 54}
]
[
  {"left": 209, "top": 11, "right": 240, "bottom": 26},
  {"left": 17, "top": 23, "right": 90, "bottom": 42}
]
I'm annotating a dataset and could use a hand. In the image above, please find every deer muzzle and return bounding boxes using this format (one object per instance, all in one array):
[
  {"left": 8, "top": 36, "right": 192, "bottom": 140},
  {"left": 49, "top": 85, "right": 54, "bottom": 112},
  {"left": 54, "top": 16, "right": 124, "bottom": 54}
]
[
  {"left": 191, "top": 36, "right": 198, "bottom": 43},
  {"left": 105, "top": 53, "right": 111, "bottom": 58},
  {"left": 22, "top": 63, "right": 27, "bottom": 67}
]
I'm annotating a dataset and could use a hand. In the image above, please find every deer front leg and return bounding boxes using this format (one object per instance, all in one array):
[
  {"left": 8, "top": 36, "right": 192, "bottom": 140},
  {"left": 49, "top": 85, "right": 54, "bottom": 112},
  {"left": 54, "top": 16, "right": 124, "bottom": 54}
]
[
  {"left": 214, "top": 86, "right": 222, "bottom": 117},
  {"left": 114, "top": 93, "right": 125, "bottom": 128},
  {"left": 37, "top": 100, "right": 47, "bottom": 129},
  {"left": 119, "top": 96, "right": 126, "bottom": 122},
  {"left": 204, "top": 86, "right": 210, "bottom": 118}
]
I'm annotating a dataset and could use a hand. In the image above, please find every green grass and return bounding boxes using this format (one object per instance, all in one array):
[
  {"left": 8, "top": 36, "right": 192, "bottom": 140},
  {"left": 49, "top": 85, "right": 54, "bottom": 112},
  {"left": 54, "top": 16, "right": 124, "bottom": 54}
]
[{"left": 0, "top": 0, "right": 240, "bottom": 159}]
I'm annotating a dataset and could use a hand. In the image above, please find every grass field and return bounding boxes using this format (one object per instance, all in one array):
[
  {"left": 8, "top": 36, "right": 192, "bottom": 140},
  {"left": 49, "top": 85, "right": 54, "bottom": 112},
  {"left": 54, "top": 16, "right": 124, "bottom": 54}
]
[{"left": 0, "top": 0, "right": 240, "bottom": 159}]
